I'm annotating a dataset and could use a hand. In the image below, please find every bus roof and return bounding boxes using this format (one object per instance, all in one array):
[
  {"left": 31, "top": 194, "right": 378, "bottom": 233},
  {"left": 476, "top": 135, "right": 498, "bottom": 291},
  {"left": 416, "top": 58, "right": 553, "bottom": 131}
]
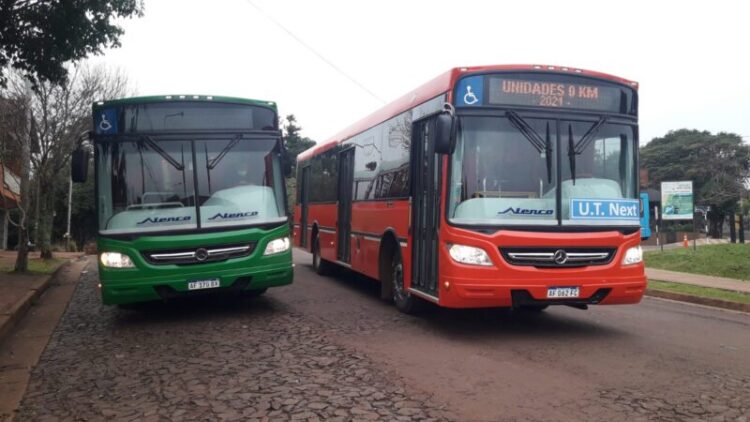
[
  {"left": 297, "top": 64, "right": 638, "bottom": 162},
  {"left": 92, "top": 95, "right": 277, "bottom": 111}
]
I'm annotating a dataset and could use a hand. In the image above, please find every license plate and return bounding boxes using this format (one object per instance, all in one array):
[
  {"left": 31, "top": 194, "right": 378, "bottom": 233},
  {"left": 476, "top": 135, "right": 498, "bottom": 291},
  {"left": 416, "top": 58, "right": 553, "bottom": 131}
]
[
  {"left": 188, "top": 279, "right": 220, "bottom": 290},
  {"left": 547, "top": 286, "right": 580, "bottom": 298}
]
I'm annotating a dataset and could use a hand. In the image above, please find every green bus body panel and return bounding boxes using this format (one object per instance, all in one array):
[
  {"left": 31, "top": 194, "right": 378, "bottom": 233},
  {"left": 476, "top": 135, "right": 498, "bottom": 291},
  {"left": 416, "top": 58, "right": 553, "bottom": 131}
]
[
  {"left": 97, "top": 224, "right": 292, "bottom": 305},
  {"left": 92, "top": 95, "right": 277, "bottom": 112}
]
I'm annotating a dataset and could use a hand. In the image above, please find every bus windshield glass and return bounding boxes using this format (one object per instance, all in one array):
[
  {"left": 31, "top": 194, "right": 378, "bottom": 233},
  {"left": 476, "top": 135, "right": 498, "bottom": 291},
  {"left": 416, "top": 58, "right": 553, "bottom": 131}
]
[
  {"left": 448, "top": 116, "right": 638, "bottom": 226},
  {"left": 96, "top": 137, "right": 286, "bottom": 234}
]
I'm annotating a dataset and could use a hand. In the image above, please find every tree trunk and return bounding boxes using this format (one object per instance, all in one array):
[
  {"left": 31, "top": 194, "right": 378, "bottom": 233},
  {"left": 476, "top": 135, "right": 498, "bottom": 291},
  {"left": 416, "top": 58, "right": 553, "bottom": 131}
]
[
  {"left": 14, "top": 223, "right": 28, "bottom": 272},
  {"left": 708, "top": 214, "right": 724, "bottom": 238},
  {"left": 39, "top": 193, "right": 54, "bottom": 259},
  {"left": 13, "top": 96, "right": 32, "bottom": 272}
]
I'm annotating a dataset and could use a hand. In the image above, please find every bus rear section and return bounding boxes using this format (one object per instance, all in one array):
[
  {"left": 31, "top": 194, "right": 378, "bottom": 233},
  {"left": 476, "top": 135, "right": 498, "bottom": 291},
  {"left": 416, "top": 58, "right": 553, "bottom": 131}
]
[
  {"left": 294, "top": 65, "right": 646, "bottom": 313},
  {"left": 79, "top": 96, "right": 293, "bottom": 305}
]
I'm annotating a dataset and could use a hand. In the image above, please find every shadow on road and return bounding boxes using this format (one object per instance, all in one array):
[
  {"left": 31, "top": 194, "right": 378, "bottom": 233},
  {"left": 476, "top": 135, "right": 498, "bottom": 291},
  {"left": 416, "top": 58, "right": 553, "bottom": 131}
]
[
  {"left": 304, "top": 262, "right": 628, "bottom": 341},
  {"left": 109, "top": 293, "right": 285, "bottom": 327}
]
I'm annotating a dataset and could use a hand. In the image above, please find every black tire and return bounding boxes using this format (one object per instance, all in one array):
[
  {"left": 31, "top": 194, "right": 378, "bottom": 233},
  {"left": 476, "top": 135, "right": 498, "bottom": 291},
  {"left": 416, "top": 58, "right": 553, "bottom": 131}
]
[
  {"left": 243, "top": 288, "right": 267, "bottom": 298},
  {"left": 312, "top": 236, "right": 332, "bottom": 276},
  {"left": 390, "top": 249, "right": 423, "bottom": 314}
]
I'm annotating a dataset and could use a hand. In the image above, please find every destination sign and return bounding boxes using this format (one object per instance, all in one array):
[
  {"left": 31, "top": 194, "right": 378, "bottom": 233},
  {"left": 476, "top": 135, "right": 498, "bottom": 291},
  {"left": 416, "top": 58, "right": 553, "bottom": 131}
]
[{"left": 488, "top": 77, "right": 623, "bottom": 112}]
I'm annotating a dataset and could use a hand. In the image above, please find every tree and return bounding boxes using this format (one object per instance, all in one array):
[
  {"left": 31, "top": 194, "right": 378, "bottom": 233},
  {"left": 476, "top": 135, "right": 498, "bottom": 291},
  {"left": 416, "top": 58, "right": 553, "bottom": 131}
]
[
  {"left": 281, "top": 115, "right": 315, "bottom": 213},
  {"left": 1, "top": 64, "right": 132, "bottom": 269},
  {"left": 0, "top": 0, "right": 143, "bottom": 88},
  {"left": 640, "top": 129, "right": 750, "bottom": 238},
  {"left": 282, "top": 115, "right": 316, "bottom": 174},
  {"left": 0, "top": 90, "right": 31, "bottom": 271}
]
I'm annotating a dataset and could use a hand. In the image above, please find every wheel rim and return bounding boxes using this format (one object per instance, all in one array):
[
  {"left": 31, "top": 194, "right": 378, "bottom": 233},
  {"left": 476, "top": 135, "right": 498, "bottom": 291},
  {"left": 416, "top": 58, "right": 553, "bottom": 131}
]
[{"left": 392, "top": 260, "right": 406, "bottom": 303}]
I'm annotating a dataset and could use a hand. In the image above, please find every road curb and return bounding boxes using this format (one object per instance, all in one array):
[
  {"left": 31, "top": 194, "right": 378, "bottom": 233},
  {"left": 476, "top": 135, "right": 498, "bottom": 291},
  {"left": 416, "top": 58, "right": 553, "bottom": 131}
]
[
  {"left": 0, "top": 261, "right": 71, "bottom": 344},
  {"left": 645, "top": 289, "right": 750, "bottom": 313}
]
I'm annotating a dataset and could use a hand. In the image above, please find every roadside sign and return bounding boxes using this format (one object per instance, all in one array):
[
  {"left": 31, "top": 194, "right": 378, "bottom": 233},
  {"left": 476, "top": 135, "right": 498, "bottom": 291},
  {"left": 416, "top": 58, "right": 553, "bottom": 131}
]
[{"left": 661, "top": 181, "right": 694, "bottom": 220}]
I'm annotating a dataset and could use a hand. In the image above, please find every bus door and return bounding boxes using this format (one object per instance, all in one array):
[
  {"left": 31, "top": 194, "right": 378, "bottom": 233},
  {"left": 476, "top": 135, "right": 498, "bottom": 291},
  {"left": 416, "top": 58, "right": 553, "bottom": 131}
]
[
  {"left": 337, "top": 147, "right": 355, "bottom": 262},
  {"left": 300, "top": 165, "right": 311, "bottom": 249},
  {"left": 410, "top": 118, "right": 440, "bottom": 297}
]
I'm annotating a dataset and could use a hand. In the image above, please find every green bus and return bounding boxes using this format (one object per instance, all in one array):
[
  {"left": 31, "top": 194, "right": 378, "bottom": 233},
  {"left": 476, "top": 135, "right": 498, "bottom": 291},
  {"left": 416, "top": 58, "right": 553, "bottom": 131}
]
[{"left": 71, "top": 95, "right": 293, "bottom": 305}]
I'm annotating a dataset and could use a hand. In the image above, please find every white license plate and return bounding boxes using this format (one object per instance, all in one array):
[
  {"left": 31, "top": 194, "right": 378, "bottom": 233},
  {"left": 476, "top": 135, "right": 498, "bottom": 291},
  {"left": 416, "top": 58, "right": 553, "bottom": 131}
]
[
  {"left": 547, "top": 286, "right": 580, "bottom": 298},
  {"left": 188, "top": 279, "right": 220, "bottom": 290}
]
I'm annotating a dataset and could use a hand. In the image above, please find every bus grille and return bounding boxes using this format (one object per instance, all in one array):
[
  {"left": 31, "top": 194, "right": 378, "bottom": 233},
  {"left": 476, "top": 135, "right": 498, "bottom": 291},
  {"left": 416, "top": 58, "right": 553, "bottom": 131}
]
[
  {"left": 499, "top": 247, "right": 616, "bottom": 268},
  {"left": 142, "top": 243, "right": 256, "bottom": 265}
]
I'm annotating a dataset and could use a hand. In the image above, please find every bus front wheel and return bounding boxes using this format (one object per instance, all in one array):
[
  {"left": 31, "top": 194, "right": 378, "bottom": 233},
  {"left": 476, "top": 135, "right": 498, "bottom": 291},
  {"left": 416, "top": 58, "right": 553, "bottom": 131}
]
[
  {"left": 312, "top": 236, "right": 332, "bottom": 276},
  {"left": 391, "top": 249, "right": 423, "bottom": 314}
]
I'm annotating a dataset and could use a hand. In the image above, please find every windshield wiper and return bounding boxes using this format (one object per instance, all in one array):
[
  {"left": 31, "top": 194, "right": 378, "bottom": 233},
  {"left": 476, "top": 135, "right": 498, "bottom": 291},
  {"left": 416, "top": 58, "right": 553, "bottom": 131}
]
[
  {"left": 207, "top": 134, "right": 242, "bottom": 170},
  {"left": 507, "top": 111, "right": 552, "bottom": 184},
  {"left": 139, "top": 136, "right": 184, "bottom": 171},
  {"left": 568, "top": 125, "right": 576, "bottom": 185},
  {"left": 567, "top": 117, "right": 608, "bottom": 185}
]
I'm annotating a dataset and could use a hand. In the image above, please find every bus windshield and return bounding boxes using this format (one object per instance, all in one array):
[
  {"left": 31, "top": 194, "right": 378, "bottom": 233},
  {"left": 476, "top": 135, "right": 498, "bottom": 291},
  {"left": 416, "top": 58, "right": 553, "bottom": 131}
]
[
  {"left": 96, "top": 137, "right": 286, "bottom": 234},
  {"left": 448, "top": 115, "right": 638, "bottom": 227}
]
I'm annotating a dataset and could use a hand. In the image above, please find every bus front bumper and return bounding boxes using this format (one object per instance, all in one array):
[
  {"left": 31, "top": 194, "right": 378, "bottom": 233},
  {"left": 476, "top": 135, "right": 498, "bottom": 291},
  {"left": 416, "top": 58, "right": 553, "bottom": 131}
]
[
  {"left": 437, "top": 273, "right": 646, "bottom": 309},
  {"left": 100, "top": 262, "right": 293, "bottom": 305}
]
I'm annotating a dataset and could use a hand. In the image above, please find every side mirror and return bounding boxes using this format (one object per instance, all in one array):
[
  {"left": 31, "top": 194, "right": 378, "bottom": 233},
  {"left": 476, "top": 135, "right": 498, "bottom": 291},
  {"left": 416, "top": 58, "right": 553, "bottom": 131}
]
[
  {"left": 71, "top": 148, "right": 89, "bottom": 183},
  {"left": 434, "top": 113, "right": 456, "bottom": 154}
]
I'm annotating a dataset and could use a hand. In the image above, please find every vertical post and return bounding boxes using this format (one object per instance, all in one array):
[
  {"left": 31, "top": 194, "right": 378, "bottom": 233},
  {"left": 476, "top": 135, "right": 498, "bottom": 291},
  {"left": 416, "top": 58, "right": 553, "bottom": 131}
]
[
  {"left": 66, "top": 175, "right": 73, "bottom": 251},
  {"left": 0, "top": 210, "right": 7, "bottom": 251},
  {"left": 693, "top": 214, "right": 697, "bottom": 251},
  {"left": 656, "top": 205, "right": 663, "bottom": 252}
]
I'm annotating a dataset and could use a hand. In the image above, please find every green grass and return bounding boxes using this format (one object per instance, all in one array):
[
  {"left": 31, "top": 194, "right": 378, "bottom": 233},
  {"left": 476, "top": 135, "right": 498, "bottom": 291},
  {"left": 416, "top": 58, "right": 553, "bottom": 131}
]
[
  {"left": 0, "top": 257, "right": 66, "bottom": 275},
  {"left": 648, "top": 280, "right": 750, "bottom": 305},
  {"left": 644, "top": 244, "right": 750, "bottom": 281}
]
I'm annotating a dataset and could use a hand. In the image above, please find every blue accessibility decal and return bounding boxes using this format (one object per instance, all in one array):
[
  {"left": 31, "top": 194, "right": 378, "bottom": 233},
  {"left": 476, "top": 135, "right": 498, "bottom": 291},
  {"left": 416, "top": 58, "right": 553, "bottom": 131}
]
[
  {"left": 455, "top": 75, "right": 484, "bottom": 107},
  {"left": 570, "top": 198, "right": 640, "bottom": 221},
  {"left": 95, "top": 108, "right": 118, "bottom": 134}
]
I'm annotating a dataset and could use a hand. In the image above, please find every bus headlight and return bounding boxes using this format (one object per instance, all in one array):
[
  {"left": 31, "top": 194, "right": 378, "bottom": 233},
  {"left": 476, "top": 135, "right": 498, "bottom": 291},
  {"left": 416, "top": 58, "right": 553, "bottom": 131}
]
[
  {"left": 448, "top": 244, "right": 493, "bottom": 266},
  {"left": 264, "top": 237, "right": 290, "bottom": 255},
  {"left": 621, "top": 246, "right": 643, "bottom": 266},
  {"left": 100, "top": 252, "right": 135, "bottom": 268}
]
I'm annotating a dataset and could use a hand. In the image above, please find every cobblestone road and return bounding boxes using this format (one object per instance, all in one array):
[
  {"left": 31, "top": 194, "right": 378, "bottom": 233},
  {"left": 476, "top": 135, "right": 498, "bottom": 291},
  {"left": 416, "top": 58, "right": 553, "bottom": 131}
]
[
  {"left": 15, "top": 267, "right": 450, "bottom": 421},
  {"left": 11, "top": 250, "right": 750, "bottom": 421}
]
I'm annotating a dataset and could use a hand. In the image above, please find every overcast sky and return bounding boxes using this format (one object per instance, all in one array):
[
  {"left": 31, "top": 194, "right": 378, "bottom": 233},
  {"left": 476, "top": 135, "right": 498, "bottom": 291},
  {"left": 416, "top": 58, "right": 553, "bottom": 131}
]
[{"left": 93, "top": 0, "right": 750, "bottom": 145}]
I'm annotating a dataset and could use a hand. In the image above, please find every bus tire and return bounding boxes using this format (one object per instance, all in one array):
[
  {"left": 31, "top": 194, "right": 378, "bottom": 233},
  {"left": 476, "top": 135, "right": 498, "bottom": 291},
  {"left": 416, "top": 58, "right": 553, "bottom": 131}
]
[
  {"left": 312, "top": 236, "right": 332, "bottom": 276},
  {"left": 391, "top": 248, "right": 423, "bottom": 314}
]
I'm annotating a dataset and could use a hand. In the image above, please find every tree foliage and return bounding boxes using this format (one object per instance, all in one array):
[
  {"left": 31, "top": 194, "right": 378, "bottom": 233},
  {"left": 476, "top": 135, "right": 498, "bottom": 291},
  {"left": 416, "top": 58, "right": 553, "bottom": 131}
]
[
  {"left": 282, "top": 114, "right": 315, "bottom": 174},
  {"left": 281, "top": 114, "right": 315, "bottom": 212},
  {"left": 640, "top": 129, "right": 750, "bottom": 236},
  {"left": 1, "top": 64, "right": 132, "bottom": 267},
  {"left": 0, "top": 0, "right": 143, "bottom": 87}
]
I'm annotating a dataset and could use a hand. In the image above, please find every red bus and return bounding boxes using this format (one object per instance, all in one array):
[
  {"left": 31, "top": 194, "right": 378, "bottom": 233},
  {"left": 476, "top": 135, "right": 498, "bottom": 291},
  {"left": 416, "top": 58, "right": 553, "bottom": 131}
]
[{"left": 294, "top": 65, "right": 646, "bottom": 313}]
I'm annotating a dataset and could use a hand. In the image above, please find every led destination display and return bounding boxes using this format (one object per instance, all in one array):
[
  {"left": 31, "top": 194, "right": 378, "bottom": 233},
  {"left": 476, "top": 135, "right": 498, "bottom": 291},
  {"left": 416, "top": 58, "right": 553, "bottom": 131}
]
[{"left": 487, "top": 77, "right": 625, "bottom": 113}]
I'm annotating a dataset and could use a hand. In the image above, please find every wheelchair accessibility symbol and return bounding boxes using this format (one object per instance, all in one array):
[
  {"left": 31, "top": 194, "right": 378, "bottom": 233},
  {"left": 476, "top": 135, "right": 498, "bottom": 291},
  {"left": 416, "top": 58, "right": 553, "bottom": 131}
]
[
  {"left": 463, "top": 85, "right": 479, "bottom": 105},
  {"left": 98, "top": 113, "right": 112, "bottom": 131}
]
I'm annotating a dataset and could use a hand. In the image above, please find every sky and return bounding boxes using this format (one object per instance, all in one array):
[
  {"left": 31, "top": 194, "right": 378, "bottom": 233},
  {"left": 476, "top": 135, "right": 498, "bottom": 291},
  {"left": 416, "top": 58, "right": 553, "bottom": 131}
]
[{"left": 92, "top": 0, "right": 750, "bottom": 146}]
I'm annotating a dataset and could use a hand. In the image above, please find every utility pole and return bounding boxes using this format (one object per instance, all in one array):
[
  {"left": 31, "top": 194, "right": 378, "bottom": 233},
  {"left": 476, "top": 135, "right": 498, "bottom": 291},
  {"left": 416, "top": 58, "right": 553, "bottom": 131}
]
[{"left": 66, "top": 175, "right": 72, "bottom": 251}]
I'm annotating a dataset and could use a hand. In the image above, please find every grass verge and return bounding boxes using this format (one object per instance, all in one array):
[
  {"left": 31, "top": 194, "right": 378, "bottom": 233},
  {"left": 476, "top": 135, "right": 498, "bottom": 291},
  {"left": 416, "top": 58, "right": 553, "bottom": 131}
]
[
  {"left": 0, "top": 257, "right": 66, "bottom": 275},
  {"left": 644, "top": 244, "right": 750, "bottom": 280},
  {"left": 648, "top": 279, "right": 750, "bottom": 305}
]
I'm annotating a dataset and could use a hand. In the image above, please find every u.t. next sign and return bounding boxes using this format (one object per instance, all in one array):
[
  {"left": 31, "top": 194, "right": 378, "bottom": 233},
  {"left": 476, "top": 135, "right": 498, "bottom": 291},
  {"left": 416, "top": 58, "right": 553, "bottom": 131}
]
[{"left": 570, "top": 198, "right": 640, "bottom": 222}]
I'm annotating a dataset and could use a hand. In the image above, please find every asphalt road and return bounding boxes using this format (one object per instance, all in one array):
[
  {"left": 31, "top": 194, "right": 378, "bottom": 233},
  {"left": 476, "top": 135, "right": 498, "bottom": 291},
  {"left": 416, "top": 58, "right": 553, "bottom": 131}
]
[{"left": 14, "top": 250, "right": 750, "bottom": 421}]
